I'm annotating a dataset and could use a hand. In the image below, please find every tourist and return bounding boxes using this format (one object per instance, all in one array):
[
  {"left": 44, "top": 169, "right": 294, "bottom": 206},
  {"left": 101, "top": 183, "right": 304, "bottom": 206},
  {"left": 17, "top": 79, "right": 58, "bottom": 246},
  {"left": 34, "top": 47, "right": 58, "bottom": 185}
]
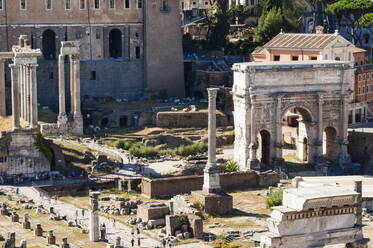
[
  {"left": 113, "top": 218, "right": 116, "bottom": 228},
  {"left": 131, "top": 228, "right": 135, "bottom": 236},
  {"left": 131, "top": 238, "right": 135, "bottom": 247},
  {"left": 136, "top": 227, "right": 140, "bottom": 235},
  {"left": 162, "top": 239, "right": 166, "bottom": 248},
  {"left": 137, "top": 237, "right": 141, "bottom": 247},
  {"left": 81, "top": 208, "right": 85, "bottom": 217}
]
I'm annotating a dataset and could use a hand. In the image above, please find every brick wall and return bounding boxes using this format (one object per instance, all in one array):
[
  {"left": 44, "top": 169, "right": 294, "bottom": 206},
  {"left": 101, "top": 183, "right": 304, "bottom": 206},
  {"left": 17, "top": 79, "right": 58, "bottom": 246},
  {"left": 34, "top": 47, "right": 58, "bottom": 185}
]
[{"left": 141, "top": 171, "right": 277, "bottom": 198}]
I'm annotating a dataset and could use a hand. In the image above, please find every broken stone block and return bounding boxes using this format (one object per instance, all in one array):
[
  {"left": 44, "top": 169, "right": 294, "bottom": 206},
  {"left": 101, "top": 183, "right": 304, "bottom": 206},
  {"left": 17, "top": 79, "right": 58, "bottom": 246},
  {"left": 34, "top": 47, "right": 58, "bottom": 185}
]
[
  {"left": 61, "top": 237, "right": 70, "bottom": 248},
  {"left": 11, "top": 212, "right": 19, "bottom": 222},
  {"left": 183, "top": 232, "right": 190, "bottom": 239},
  {"left": 19, "top": 240, "right": 27, "bottom": 248},
  {"left": 48, "top": 230, "right": 56, "bottom": 245},
  {"left": 137, "top": 201, "right": 169, "bottom": 222},
  {"left": 148, "top": 218, "right": 166, "bottom": 228},
  {"left": 34, "top": 224, "right": 43, "bottom": 237}
]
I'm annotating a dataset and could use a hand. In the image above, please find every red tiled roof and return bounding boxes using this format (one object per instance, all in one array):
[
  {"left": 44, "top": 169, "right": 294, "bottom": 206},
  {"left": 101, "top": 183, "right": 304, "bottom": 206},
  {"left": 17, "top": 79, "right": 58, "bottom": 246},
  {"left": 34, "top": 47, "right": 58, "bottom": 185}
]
[{"left": 263, "top": 33, "right": 338, "bottom": 49}]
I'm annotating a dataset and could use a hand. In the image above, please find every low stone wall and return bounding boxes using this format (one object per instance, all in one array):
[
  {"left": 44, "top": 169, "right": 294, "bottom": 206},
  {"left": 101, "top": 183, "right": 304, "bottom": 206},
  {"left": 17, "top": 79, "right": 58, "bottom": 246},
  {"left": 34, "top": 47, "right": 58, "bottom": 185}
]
[
  {"left": 141, "top": 171, "right": 279, "bottom": 198},
  {"left": 156, "top": 110, "right": 229, "bottom": 128},
  {"left": 348, "top": 131, "right": 373, "bottom": 174}
]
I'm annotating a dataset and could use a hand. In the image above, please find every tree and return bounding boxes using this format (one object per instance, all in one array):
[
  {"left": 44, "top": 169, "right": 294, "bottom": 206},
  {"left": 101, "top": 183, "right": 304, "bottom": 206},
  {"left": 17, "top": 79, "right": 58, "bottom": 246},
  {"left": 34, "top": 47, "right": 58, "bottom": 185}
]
[
  {"left": 254, "top": 7, "right": 285, "bottom": 44},
  {"left": 325, "top": 0, "right": 373, "bottom": 45}
]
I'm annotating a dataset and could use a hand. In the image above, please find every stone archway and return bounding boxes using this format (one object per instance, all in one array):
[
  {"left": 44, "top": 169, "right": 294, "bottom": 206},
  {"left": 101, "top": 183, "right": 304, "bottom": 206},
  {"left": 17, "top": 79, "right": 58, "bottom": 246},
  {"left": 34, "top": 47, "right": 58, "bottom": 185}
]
[
  {"left": 42, "top": 29, "right": 56, "bottom": 60},
  {"left": 109, "top": 29, "right": 122, "bottom": 58},
  {"left": 323, "top": 126, "right": 338, "bottom": 162},
  {"left": 232, "top": 61, "right": 353, "bottom": 171},
  {"left": 257, "top": 130, "right": 271, "bottom": 165}
]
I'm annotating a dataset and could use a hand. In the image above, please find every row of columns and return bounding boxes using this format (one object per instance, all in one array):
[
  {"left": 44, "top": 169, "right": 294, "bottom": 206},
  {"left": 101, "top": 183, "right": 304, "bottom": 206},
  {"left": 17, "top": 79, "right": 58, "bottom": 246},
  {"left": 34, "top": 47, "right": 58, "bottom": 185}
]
[
  {"left": 57, "top": 54, "right": 82, "bottom": 125},
  {"left": 10, "top": 63, "right": 38, "bottom": 130}
]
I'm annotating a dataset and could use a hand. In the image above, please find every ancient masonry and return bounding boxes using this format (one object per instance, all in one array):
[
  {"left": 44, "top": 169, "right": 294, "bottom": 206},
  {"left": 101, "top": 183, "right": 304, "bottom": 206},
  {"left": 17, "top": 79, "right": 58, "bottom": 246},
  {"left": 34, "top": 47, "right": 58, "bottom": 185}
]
[
  {"left": 191, "top": 88, "right": 233, "bottom": 215},
  {"left": 0, "top": 35, "right": 50, "bottom": 177},
  {"left": 260, "top": 182, "right": 369, "bottom": 248},
  {"left": 232, "top": 61, "right": 355, "bottom": 171},
  {"left": 41, "top": 41, "right": 83, "bottom": 136},
  {"left": 89, "top": 191, "right": 100, "bottom": 242}
]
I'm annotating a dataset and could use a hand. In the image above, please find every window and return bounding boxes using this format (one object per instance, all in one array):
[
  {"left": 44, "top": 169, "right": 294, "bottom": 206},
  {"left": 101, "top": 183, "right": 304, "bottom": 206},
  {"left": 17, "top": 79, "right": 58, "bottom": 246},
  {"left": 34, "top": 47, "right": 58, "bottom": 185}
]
[
  {"left": 90, "top": 71, "right": 97, "bottom": 80},
  {"left": 137, "top": 0, "right": 142, "bottom": 8},
  {"left": 274, "top": 55, "right": 280, "bottom": 61},
  {"left": 65, "top": 0, "right": 71, "bottom": 9},
  {"left": 80, "top": 0, "right": 86, "bottom": 9},
  {"left": 205, "top": 2, "right": 208, "bottom": 5},
  {"left": 94, "top": 0, "right": 100, "bottom": 9},
  {"left": 109, "top": 0, "right": 115, "bottom": 9},
  {"left": 358, "top": 88, "right": 361, "bottom": 94},
  {"left": 292, "top": 56, "right": 299, "bottom": 61},
  {"left": 335, "top": 56, "right": 341, "bottom": 61},
  {"left": 250, "top": 0, "right": 254, "bottom": 5},
  {"left": 310, "top": 56, "right": 317, "bottom": 60},
  {"left": 161, "top": 0, "right": 169, "bottom": 11},
  {"left": 76, "top": 32, "right": 83, "bottom": 39},
  {"left": 0, "top": 0, "right": 3, "bottom": 9},
  {"left": 124, "top": 0, "right": 130, "bottom": 8},
  {"left": 136, "top": 46, "right": 141, "bottom": 59},
  {"left": 46, "top": 0, "right": 52, "bottom": 9},
  {"left": 20, "top": 0, "right": 26, "bottom": 9},
  {"left": 96, "top": 29, "right": 101, "bottom": 39}
]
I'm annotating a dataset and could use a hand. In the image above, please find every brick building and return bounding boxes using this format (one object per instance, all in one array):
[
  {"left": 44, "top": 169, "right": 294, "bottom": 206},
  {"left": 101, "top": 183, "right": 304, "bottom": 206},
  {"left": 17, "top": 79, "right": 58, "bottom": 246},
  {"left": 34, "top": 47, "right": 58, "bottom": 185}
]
[
  {"left": 0, "top": 0, "right": 185, "bottom": 112},
  {"left": 352, "top": 65, "right": 373, "bottom": 124}
]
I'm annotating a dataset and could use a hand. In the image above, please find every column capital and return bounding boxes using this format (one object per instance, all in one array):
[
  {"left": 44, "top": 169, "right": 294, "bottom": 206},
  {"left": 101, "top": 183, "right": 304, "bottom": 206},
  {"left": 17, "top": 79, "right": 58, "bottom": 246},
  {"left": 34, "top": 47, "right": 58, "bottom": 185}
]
[
  {"left": 9, "top": 64, "right": 20, "bottom": 69},
  {"left": 207, "top": 88, "right": 219, "bottom": 99}
]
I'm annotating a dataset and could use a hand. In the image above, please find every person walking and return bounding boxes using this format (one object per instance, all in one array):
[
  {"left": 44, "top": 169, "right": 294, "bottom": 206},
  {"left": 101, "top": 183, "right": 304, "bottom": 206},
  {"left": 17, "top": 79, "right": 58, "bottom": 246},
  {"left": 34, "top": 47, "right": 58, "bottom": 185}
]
[
  {"left": 136, "top": 227, "right": 140, "bottom": 235},
  {"left": 137, "top": 237, "right": 141, "bottom": 247},
  {"left": 131, "top": 238, "right": 135, "bottom": 247}
]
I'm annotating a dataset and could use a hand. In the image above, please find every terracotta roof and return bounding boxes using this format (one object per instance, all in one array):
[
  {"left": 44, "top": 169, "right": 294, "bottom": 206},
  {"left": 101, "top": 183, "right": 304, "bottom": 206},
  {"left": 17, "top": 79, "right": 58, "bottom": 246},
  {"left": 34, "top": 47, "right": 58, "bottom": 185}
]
[
  {"left": 263, "top": 33, "right": 338, "bottom": 49},
  {"left": 252, "top": 47, "right": 265, "bottom": 55}
]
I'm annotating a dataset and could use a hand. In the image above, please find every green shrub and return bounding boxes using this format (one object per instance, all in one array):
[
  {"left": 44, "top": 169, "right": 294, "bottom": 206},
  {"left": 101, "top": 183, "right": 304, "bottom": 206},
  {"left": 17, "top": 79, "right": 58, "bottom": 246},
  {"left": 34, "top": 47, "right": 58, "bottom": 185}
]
[
  {"left": 266, "top": 189, "right": 283, "bottom": 209},
  {"left": 129, "top": 144, "right": 159, "bottom": 158},
  {"left": 175, "top": 142, "right": 207, "bottom": 157},
  {"left": 222, "top": 160, "right": 239, "bottom": 173},
  {"left": 113, "top": 140, "right": 134, "bottom": 150},
  {"left": 32, "top": 132, "right": 53, "bottom": 163}
]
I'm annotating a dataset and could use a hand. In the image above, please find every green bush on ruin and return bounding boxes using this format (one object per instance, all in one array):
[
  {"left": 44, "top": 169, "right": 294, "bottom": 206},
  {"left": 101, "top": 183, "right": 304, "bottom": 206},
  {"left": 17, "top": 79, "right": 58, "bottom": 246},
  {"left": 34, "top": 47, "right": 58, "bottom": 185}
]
[
  {"left": 113, "top": 140, "right": 134, "bottom": 150},
  {"left": 266, "top": 189, "right": 283, "bottom": 209},
  {"left": 128, "top": 143, "right": 159, "bottom": 158},
  {"left": 175, "top": 142, "right": 207, "bottom": 157},
  {"left": 222, "top": 160, "right": 239, "bottom": 173},
  {"left": 32, "top": 132, "right": 53, "bottom": 163}
]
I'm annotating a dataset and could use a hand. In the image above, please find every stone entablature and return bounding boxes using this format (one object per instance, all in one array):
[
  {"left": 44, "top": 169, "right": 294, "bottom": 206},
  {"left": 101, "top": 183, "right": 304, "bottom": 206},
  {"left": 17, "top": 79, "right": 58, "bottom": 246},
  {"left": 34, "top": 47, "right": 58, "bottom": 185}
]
[{"left": 232, "top": 60, "right": 354, "bottom": 170}]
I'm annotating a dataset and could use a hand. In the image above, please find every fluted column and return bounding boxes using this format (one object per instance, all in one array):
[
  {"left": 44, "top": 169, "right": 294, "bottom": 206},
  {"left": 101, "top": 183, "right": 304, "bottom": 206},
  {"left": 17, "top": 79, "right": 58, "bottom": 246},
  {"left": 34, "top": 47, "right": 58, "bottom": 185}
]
[
  {"left": 69, "top": 55, "right": 75, "bottom": 116},
  {"left": 58, "top": 55, "right": 67, "bottom": 125},
  {"left": 19, "top": 65, "right": 24, "bottom": 120},
  {"left": 341, "top": 95, "right": 349, "bottom": 154},
  {"left": 202, "top": 88, "right": 221, "bottom": 194},
  {"left": 273, "top": 96, "right": 284, "bottom": 167},
  {"left": 10, "top": 64, "right": 20, "bottom": 130},
  {"left": 248, "top": 97, "right": 259, "bottom": 170},
  {"left": 25, "top": 65, "right": 31, "bottom": 124},
  {"left": 0, "top": 59, "right": 6, "bottom": 117},
  {"left": 30, "top": 64, "right": 38, "bottom": 128},
  {"left": 73, "top": 56, "right": 82, "bottom": 118}
]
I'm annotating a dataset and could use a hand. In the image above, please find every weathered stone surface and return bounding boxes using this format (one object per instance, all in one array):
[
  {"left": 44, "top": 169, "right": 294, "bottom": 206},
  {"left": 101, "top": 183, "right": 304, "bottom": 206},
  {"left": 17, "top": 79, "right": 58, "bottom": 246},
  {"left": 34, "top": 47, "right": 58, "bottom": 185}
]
[{"left": 137, "top": 201, "right": 169, "bottom": 222}]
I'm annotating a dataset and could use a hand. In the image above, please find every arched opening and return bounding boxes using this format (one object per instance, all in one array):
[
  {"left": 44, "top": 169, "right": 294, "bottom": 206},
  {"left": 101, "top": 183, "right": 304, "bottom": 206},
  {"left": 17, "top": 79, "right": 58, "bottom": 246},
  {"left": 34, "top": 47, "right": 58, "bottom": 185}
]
[
  {"left": 101, "top": 117, "right": 109, "bottom": 127},
  {"left": 323, "top": 127, "right": 337, "bottom": 161},
  {"left": 257, "top": 130, "right": 271, "bottom": 166},
  {"left": 109, "top": 29, "right": 122, "bottom": 58},
  {"left": 119, "top": 115, "right": 128, "bottom": 127},
  {"left": 281, "top": 106, "right": 313, "bottom": 164},
  {"left": 42, "top": 29, "right": 56, "bottom": 60}
]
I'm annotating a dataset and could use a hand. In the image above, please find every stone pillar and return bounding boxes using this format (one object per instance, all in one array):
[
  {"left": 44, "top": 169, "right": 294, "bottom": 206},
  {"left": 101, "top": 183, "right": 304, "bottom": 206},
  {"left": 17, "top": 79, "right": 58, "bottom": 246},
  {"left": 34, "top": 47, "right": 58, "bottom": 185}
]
[
  {"left": 248, "top": 97, "right": 259, "bottom": 170},
  {"left": 341, "top": 95, "right": 349, "bottom": 154},
  {"left": 274, "top": 97, "right": 284, "bottom": 167},
  {"left": 19, "top": 240, "right": 27, "bottom": 248},
  {"left": 316, "top": 94, "right": 323, "bottom": 157},
  {"left": 25, "top": 65, "right": 31, "bottom": 124},
  {"left": 48, "top": 230, "right": 56, "bottom": 245},
  {"left": 0, "top": 59, "right": 6, "bottom": 117},
  {"left": 10, "top": 64, "right": 20, "bottom": 130},
  {"left": 58, "top": 55, "right": 67, "bottom": 125},
  {"left": 72, "top": 55, "right": 83, "bottom": 135},
  {"left": 69, "top": 55, "right": 75, "bottom": 116},
  {"left": 34, "top": 223, "right": 43, "bottom": 236},
  {"left": 61, "top": 237, "right": 70, "bottom": 248},
  {"left": 202, "top": 88, "right": 221, "bottom": 194},
  {"left": 30, "top": 64, "right": 38, "bottom": 128},
  {"left": 89, "top": 191, "right": 100, "bottom": 242},
  {"left": 19, "top": 65, "right": 24, "bottom": 121},
  {"left": 354, "top": 180, "right": 362, "bottom": 225},
  {"left": 23, "top": 213, "right": 30, "bottom": 229}
]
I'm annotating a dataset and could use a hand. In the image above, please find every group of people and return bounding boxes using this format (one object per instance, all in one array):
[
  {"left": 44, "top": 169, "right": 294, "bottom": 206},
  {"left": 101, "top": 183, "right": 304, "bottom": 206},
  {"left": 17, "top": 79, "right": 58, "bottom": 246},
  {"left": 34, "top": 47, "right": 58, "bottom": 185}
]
[
  {"left": 130, "top": 227, "right": 141, "bottom": 247},
  {"left": 155, "top": 238, "right": 172, "bottom": 248}
]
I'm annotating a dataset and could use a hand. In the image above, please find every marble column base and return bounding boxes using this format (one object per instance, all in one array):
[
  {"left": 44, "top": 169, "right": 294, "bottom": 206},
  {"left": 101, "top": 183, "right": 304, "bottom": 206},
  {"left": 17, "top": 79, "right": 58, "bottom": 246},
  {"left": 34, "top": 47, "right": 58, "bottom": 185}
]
[{"left": 72, "top": 114, "right": 83, "bottom": 136}]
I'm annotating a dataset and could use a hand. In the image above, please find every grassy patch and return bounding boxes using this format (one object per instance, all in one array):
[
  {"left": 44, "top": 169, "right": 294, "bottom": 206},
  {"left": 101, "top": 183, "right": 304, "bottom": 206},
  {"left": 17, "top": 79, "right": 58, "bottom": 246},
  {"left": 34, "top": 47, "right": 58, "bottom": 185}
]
[
  {"left": 175, "top": 142, "right": 207, "bottom": 156},
  {"left": 33, "top": 132, "right": 53, "bottom": 163},
  {"left": 266, "top": 189, "right": 283, "bottom": 209},
  {"left": 222, "top": 160, "right": 239, "bottom": 173}
]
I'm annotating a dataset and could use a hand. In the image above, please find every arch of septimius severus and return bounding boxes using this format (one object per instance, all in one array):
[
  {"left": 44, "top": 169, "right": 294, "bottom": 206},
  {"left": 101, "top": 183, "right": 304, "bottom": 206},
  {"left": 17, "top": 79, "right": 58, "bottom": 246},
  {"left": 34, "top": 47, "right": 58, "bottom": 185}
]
[{"left": 232, "top": 60, "right": 355, "bottom": 171}]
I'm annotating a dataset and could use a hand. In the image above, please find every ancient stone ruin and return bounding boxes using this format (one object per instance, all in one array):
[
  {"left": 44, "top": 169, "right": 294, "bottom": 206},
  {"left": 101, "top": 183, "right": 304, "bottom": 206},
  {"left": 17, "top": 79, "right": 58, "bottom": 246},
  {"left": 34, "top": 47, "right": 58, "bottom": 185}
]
[
  {"left": 40, "top": 41, "right": 83, "bottom": 136},
  {"left": 260, "top": 182, "right": 368, "bottom": 247},
  {"left": 0, "top": 35, "right": 50, "bottom": 178},
  {"left": 89, "top": 191, "right": 100, "bottom": 242}
]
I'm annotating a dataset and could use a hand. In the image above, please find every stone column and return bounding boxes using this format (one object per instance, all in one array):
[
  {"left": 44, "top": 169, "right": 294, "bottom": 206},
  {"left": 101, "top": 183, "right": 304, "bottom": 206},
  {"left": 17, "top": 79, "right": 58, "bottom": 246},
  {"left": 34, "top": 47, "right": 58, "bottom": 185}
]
[
  {"left": 30, "top": 64, "right": 38, "bottom": 128},
  {"left": 89, "top": 191, "right": 100, "bottom": 242},
  {"left": 316, "top": 94, "right": 323, "bottom": 157},
  {"left": 25, "top": 65, "right": 31, "bottom": 124},
  {"left": 19, "top": 65, "right": 24, "bottom": 121},
  {"left": 58, "top": 55, "right": 67, "bottom": 125},
  {"left": 248, "top": 97, "right": 259, "bottom": 170},
  {"left": 354, "top": 180, "right": 362, "bottom": 225},
  {"left": 341, "top": 95, "right": 349, "bottom": 154},
  {"left": 0, "top": 59, "right": 6, "bottom": 117},
  {"left": 202, "top": 88, "right": 221, "bottom": 194},
  {"left": 274, "top": 96, "right": 283, "bottom": 166},
  {"left": 69, "top": 55, "right": 75, "bottom": 116},
  {"left": 73, "top": 56, "right": 82, "bottom": 119},
  {"left": 10, "top": 64, "right": 20, "bottom": 130}
]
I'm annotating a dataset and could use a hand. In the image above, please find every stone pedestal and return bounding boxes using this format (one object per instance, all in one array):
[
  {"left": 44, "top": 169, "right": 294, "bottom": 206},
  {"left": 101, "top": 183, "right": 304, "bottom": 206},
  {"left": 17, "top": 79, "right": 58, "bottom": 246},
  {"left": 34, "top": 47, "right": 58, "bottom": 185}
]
[
  {"left": 48, "top": 230, "right": 56, "bottom": 245},
  {"left": 191, "top": 191, "right": 233, "bottom": 216},
  {"left": 11, "top": 212, "right": 19, "bottom": 222},
  {"left": 89, "top": 191, "right": 100, "bottom": 242},
  {"left": 34, "top": 224, "right": 43, "bottom": 236},
  {"left": 61, "top": 237, "right": 70, "bottom": 248}
]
